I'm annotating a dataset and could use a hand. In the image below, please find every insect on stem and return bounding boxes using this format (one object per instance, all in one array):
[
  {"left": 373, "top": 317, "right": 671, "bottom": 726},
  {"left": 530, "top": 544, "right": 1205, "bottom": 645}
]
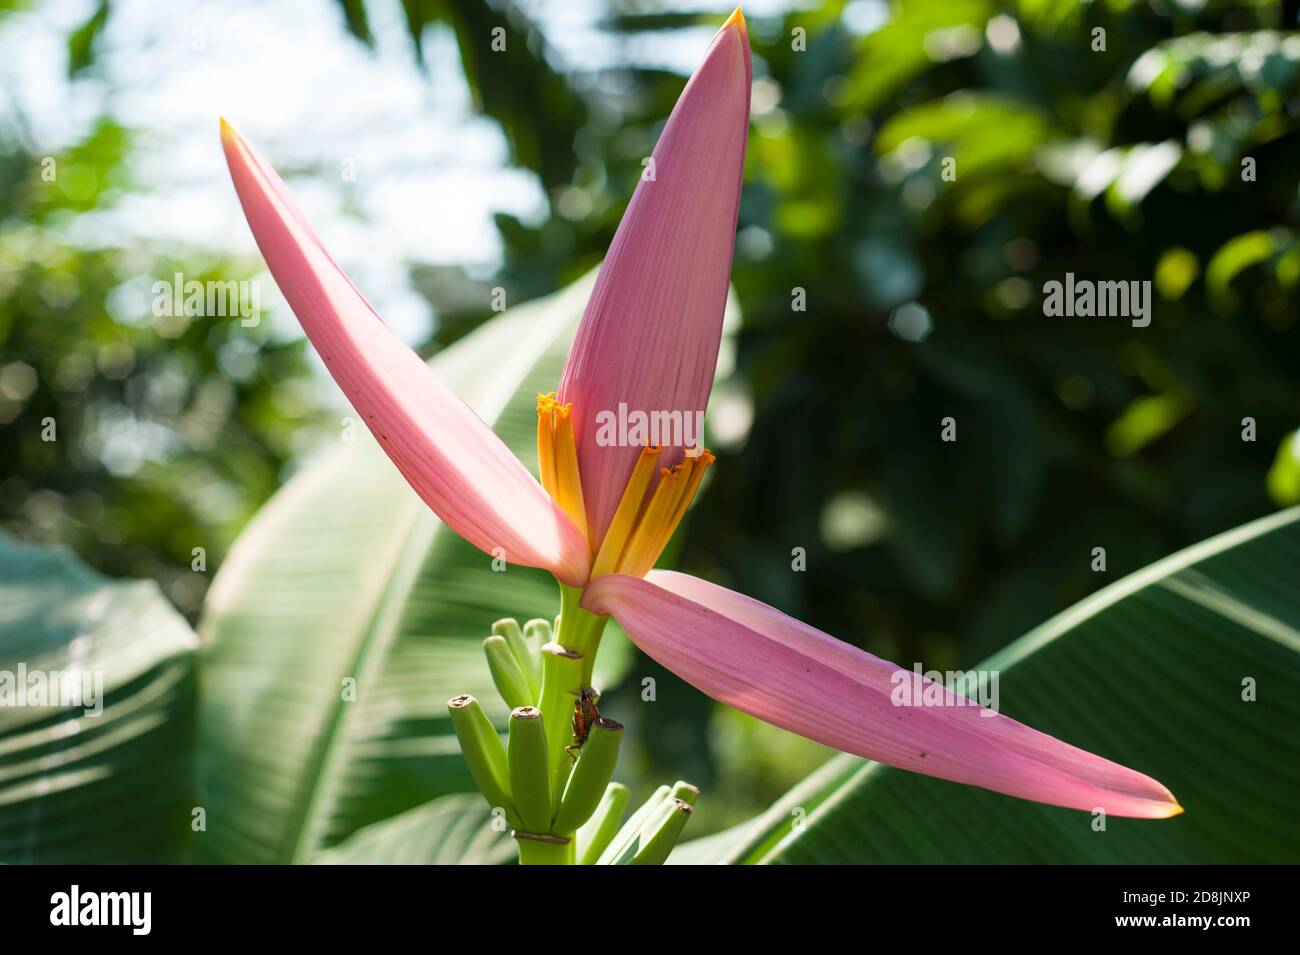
[{"left": 565, "top": 684, "right": 602, "bottom": 763}]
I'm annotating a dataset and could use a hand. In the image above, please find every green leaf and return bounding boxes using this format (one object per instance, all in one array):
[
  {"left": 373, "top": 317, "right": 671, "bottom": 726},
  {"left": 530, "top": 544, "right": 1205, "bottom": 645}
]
[
  {"left": 1128, "top": 32, "right": 1300, "bottom": 114},
  {"left": 598, "top": 12, "right": 713, "bottom": 32},
  {"left": 843, "top": 0, "right": 992, "bottom": 113},
  {"left": 335, "top": 0, "right": 374, "bottom": 48},
  {"left": 1206, "top": 229, "right": 1292, "bottom": 312},
  {"left": 1105, "top": 390, "right": 1194, "bottom": 458},
  {"left": 1154, "top": 247, "right": 1200, "bottom": 301},
  {"left": 392, "top": 0, "right": 586, "bottom": 190},
  {"left": 1267, "top": 431, "right": 1300, "bottom": 507},
  {"left": 66, "top": 0, "right": 109, "bottom": 77},
  {"left": 0, "top": 533, "right": 198, "bottom": 863},
  {"left": 195, "top": 274, "right": 637, "bottom": 863},
  {"left": 314, "top": 794, "right": 514, "bottom": 865},
  {"left": 1105, "top": 140, "right": 1182, "bottom": 214},
  {"left": 681, "top": 507, "right": 1300, "bottom": 863},
  {"left": 876, "top": 95, "right": 1055, "bottom": 183}
]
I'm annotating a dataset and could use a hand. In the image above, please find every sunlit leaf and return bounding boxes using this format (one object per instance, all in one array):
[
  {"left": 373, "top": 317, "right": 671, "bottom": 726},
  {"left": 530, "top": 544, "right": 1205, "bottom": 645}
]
[
  {"left": 66, "top": 0, "right": 108, "bottom": 77},
  {"left": 1154, "top": 247, "right": 1199, "bottom": 300},
  {"left": 0, "top": 533, "right": 198, "bottom": 863},
  {"left": 1106, "top": 390, "right": 1194, "bottom": 457},
  {"left": 1267, "top": 431, "right": 1300, "bottom": 507},
  {"left": 842, "top": 0, "right": 993, "bottom": 113},
  {"left": 1206, "top": 229, "right": 1290, "bottom": 311},
  {"left": 314, "top": 794, "right": 513, "bottom": 864}
]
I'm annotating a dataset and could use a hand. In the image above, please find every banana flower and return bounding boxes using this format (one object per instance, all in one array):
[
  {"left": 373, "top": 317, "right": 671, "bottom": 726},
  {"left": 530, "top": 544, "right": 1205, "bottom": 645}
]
[{"left": 220, "top": 10, "right": 1180, "bottom": 820}]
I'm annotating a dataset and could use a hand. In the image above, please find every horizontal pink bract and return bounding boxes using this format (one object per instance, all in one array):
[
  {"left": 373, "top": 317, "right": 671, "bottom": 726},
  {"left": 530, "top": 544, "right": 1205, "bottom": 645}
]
[
  {"left": 221, "top": 120, "right": 590, "bottom": 586},
  {"left": 583, "top": 571, "right": 1182, "bottom": 818}
]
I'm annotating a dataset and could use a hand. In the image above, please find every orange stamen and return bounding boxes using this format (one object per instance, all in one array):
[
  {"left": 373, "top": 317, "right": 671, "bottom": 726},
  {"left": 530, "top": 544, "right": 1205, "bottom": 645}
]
[
  {"left": 537, "top": 394, "right": 716, "bottom": 579},
  {"left": 616, "top": 459, "right": 695, "bottom": 577},
  {"left": 590, "top": 446, "right": 661, "bottom": 578},
  {"left": 552, "top": 403, "right": 590, "bottom": 549},
  {"left": 663, "top": 449, "right": 714, "bottom": 535},
  {"left": 536, "top": 392, "right": 558, "bottom": 499}
]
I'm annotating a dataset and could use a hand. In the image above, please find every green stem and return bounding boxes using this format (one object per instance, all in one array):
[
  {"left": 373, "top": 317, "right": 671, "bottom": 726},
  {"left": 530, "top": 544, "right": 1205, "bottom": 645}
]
[
  {"left": 536, "top": 583, "right": 612, "bottom": 799},
  {"left": 515, "top": 833, "right": 574, "bottom": 865},
  {"left": 555, "top": 583, "right": 610, "bottom": 684}
]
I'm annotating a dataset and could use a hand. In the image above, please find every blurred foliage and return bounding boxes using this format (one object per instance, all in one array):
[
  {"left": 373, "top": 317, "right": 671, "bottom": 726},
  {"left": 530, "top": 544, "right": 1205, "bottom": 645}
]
[
  {"left": 0, "top": 531, "right": 198, "bottom": 863},
  {"left": 66, "top": 0, "right": 108, "bottom": 76},
  {"left": 0, "top": 71, "right": 321, "bottom": 617},
  {"left": 395, "top": 0, "right": 586, "bottom": 193}
]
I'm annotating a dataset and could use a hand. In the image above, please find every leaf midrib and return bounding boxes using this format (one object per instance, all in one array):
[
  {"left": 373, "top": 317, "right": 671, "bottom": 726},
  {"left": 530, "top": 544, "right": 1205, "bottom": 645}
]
[{"left": 286, "top": 498, "right": 434, "bottom": 862}]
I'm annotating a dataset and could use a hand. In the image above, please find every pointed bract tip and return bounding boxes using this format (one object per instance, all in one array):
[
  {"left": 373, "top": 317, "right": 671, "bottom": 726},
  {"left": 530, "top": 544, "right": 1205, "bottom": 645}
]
[
  {"left": 1148, "top": 785, "right": 1183, "bottom": 818},
  {"left": 723, "top": 5, "right": 747, "bottom": 35},
  {"left": 219, "top": 116, "right": 239, "bottom": 144}
]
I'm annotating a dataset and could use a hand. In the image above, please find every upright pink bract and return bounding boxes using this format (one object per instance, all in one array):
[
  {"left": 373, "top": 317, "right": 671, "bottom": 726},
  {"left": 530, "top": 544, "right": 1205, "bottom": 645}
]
[{"left": 557, "top": 13, "right": 752, "bottom": 544}]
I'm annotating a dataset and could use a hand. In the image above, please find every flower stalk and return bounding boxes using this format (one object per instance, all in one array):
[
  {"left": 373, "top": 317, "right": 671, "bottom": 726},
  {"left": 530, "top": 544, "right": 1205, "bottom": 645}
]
[
  {"left": 555, "top": 583, "right": 609, "bottom": 682},
  {"left": 514, "top": 831, "right": 574, "bottom": 866}
]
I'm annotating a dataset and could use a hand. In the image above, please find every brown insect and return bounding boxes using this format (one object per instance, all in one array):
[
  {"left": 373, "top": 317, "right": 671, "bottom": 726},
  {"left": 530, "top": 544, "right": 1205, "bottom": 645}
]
[{"left": 565, "top": 685, "right": 601, "bottom": 762}]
